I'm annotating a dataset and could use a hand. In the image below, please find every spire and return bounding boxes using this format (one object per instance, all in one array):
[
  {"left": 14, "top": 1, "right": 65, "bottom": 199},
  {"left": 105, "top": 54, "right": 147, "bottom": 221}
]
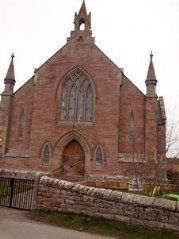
[
  {"left": 2, "top": 53, "right": 16, "bottom": 95},
  {"left": 146, "top": 52, "right": 157, "bottom": 81},
  {"left": 79, "top": 0, "right": 87, "bottom": 16},
  {"left": 5, "top": 53, "right": 15, "bottom": 81},
  {"left": 145, "top": 52, "right": 157, "bottom": 97}
]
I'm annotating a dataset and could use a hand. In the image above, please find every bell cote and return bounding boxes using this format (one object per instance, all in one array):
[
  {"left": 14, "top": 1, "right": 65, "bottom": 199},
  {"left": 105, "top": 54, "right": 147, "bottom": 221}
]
[{"left": 67, "top": 0, "right": 94, "bottom": 43}]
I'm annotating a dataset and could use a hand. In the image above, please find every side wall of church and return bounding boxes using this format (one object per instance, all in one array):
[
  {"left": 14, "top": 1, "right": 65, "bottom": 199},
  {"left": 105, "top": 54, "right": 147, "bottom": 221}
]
[
  {"left": 4, "top": 79, "right": 35, "bottom": 169},
  {"left": 117, "top": 76, "right": 146, "bottom": 177},
  {"left": 119, "top": 76, "right": 145, "bottom": 154}
]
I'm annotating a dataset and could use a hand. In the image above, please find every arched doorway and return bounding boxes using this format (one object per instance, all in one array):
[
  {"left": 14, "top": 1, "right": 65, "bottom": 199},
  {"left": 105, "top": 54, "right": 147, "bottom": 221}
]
[{"left": 62, "top": 140, "right": 85, "bottom": 177}]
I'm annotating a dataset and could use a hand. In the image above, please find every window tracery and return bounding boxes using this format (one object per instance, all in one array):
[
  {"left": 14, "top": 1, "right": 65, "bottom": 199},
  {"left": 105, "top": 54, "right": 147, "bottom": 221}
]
[{"left": 60, "top": 69, "right": 93, "bottom": 122}]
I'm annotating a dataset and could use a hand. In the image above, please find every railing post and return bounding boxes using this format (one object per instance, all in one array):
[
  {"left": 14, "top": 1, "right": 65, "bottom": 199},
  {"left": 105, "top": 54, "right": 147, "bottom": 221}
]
[{"left": 9, "top": 178, "right": 14, "bottom": 208}]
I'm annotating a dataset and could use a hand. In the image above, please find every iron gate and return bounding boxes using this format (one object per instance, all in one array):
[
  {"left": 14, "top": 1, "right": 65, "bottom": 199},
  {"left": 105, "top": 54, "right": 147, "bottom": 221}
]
[{"left": 0, "top": 177, "right": 34, "bottom": 210}]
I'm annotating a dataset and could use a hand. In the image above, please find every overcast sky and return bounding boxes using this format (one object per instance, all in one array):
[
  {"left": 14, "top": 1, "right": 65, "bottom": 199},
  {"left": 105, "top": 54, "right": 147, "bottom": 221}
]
[{"left": 0, "top": 0, "right": 179, "bottom": 123}]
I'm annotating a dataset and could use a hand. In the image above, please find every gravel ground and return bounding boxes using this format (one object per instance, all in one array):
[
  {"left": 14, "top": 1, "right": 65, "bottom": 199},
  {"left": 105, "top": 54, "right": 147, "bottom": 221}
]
[
  {"left": 0, "top": 206, "right": 30, "bottom": 221},
  {"left": 0, "top": 206, "right": 117, "bottom": 239}
]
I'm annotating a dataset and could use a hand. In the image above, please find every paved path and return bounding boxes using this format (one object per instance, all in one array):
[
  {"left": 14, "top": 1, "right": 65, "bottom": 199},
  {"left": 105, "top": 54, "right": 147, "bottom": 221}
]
[{"left": 0, "top": 207, "right": 116, "bottom": 239}]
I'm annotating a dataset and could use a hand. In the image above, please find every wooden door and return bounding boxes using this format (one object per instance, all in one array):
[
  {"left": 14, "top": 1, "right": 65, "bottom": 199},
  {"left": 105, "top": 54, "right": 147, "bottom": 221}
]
[{"left": 62, "top": 140, "right": 85, "bottom": 176}]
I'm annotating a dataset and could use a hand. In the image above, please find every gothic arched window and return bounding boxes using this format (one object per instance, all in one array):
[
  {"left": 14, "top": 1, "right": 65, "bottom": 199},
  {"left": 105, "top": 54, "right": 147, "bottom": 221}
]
[
  {"left": 94, "top": 146, "right": 104, "bottom": 166},
  {"left": 129, "top": 111, "right": 135, "bottom": 143},
  {"left": 60, "top": 69, "right": 93, "bottom": 122},
  {"left": 42, "top": 144, "right": 51, "bottom": 165},
  {"left": 18, "top": 110, "right": 25, "bottom": 138}
]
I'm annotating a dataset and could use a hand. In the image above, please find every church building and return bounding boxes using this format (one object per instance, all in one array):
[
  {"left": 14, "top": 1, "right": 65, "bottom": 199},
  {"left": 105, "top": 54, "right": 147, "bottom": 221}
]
[{"left": 0, "top": 1, "right": 166, "bottom": 181}]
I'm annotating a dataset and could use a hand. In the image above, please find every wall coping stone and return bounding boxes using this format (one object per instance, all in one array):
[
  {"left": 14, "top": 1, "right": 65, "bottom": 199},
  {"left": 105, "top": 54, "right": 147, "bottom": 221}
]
[
  {"left": 37, "top": 176, "right": 179, "bottom": 232},
  {"left": 153, "top": 197, "right": 177, "bottom": 211},
  {"left": 0, "top": 169, "right": 50, "bottom": 180},
  {"left": 39, "top": 176, "right": 178, "bottom": 212}
]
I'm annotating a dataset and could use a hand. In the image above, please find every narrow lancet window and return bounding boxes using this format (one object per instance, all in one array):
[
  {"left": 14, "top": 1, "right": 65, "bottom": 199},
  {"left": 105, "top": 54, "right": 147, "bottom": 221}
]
[
  {"left": 129, "top": 111, "right": 135, "bottom": 143},
  {"left": 77, "top": 85, "right": 84, "bottom": 122},
  {"left": 68, "top": 86, "right": 76, "bottom": 121},
  {"left": 95, "top": 147, "right": 103, "bottom": 166},
  {"left": 42, "top": 144, "right": 50, "bottom": 165},
  {"left": 18, "top": 110, "right": 25, "bottom": 138},
  {"left": 60, "top": 87, "right": 67, "bottom": 121},
  {"left": 85, "top": 85, "right": 93, "bottom": 122}
]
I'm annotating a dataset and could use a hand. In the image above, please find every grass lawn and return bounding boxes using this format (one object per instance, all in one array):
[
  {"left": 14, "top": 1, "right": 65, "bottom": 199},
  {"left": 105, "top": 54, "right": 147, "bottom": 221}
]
[
  {"left": 0, "top": 183, "right": 11, "bottom": 197},
  {"left": 27, "top": 210, "right": 179, "bottom": 239}
]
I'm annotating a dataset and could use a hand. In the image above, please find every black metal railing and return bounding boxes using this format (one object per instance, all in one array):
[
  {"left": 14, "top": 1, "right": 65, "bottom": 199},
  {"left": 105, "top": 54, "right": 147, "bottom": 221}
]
[{"left": 0, "top": 177, "right": 34, "bottom": 210}]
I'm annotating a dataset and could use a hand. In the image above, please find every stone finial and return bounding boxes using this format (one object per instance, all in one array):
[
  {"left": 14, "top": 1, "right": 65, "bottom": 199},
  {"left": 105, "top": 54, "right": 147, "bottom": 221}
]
[{"left": 150, "top": 51, "right": 153, "bottom": 59}]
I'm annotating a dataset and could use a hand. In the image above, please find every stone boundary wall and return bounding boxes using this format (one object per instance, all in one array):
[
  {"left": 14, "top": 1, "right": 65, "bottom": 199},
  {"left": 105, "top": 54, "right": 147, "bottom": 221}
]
[
  {"left": 37, "top": 176, "right": 179, "bottom": 232},
  {"left": 0, "top": 169, "right": 49, "bottom": 180}
]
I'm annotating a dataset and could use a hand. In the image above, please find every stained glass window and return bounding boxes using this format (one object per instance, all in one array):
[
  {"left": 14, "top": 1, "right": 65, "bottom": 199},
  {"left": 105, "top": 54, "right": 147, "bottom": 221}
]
[
  {"left": 60, "top": 87, "right": 67, "bottom": 121},
  {"left": 95, "top": 147, "right": 103, "bottom": 166},
  {"left": 18, "top": 110, "right": 25, "bottom": 138},
  {"left": 77, "top": 85, "right": 84, "bottom": 122},
  {"left": 69, "top": 86, "right": 76, "bottom": 121},
  {"left": 42, "top": 144, "right": 50, "bottom": 165},
  {"left": 85, "top": 86, "right": 93, "bottom": 122},
  {"left": 59, "top": 69, "right": 93, "bottom": 122}
]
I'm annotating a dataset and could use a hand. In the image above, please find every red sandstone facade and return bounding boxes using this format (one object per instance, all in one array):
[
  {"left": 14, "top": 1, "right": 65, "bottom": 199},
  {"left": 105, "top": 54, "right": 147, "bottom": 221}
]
[{"left": 0, "top": 1, "right": 166, "bottom": 181}]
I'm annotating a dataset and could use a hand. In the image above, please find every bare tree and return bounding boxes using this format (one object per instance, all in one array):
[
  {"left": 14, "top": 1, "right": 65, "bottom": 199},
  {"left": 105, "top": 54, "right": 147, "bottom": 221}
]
[
  {"left": 149, "top": 111, "right": 179, "bottom": 195},
  {"left": 127, "top": 108, "right": 179, "bottom": 193},
  {"left": 166, "top": 119, "right": 179, "bottom": 158}
]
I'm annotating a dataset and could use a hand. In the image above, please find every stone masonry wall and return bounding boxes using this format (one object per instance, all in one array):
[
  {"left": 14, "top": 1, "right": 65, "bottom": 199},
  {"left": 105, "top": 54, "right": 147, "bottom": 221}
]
[
  {"left": 37, "top": 176, "right": 179, "bottom": 232},
  {"left": 0, "top": 169, "right": 49, "bottom": 180}
]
